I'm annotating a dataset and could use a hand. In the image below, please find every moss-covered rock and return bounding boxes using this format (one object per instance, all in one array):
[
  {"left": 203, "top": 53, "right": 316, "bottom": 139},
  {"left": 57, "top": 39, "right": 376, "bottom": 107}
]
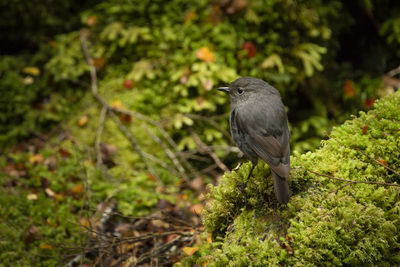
[{"left": 199, "top": 91, "right": 400, "bottom": 266}]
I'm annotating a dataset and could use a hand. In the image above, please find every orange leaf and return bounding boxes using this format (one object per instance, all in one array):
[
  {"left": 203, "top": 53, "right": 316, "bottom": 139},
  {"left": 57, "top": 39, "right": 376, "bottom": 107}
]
[
  {"left": 79, "top": 217, "right": 91, "bottom": 228},
  {"left": 343, "top": 80, "right": 355, "bottom": 98},
  {"left": 361, "top": 125, "right": 369, "bottom": 134},
  {"left": 71, "top": 184, "right": 83, "bottom": 194},
  {"left": 78, "top": 115, "right": 88, "bottom": 127},
  {"left": 196, "top": 47, "right": 215, "bottom": 63},
  {"left": 190, "top": 204, "right": 204, "bottom": 214},
  {"left": 111, "top": 100, "right": 125, "bottom": 109},
  {"left": 91, "top": 58, "right": 104, "bottom": 69},
  {"left": 207, "top": 234, "right": 212, "bottom": 243},
  {"left": 40, "top": 244, "right": 53, "bottom": 250},
  {"left": 119, "top": 114, "right": 132, "bottom": 124},
  {"left": 87, "top": 15, "right": 97, "bottom": 27},
  {"left": 378, "top": 158, "right": 388, "bottom": 167},
  {"left": 185, "top": 10, "right": 197, "bottom": 23},
  {"left": 29, "top": 154, "right": 44, "bottom": 164},
  {"left": 182, "top": 246, "right": 199, "bottom": 256}
]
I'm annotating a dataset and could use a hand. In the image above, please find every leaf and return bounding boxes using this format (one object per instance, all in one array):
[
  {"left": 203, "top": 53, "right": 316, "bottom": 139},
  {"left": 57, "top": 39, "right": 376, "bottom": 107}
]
[
  {"left": 378, "top": 158, "right": 388, "bottom": 167},
  {"left": 202, "top": 79, "right": 214, "bottom": 91},
  {"left": 119, "top": 114, "right": 132, "bottom": 124},
  {"left": 71, "top": 184, "right": 83, "bottom": 194},
  {"left": 182, "top": 246, "right": 199, "bottom": 256},
  {"left": 29, "top": 154, "right": 44, "bottom": 164},
  {"left": 361, "top": 125, "right": 369, "bottom": 134},
  {"left": 185, "top": 10, "right": 197, "bottom": 23},
  {"left": 40, "top": 244, "right": 53, "bottom": 250},
  {"left": 190, "top": 204, "right": 204, "bottom": 214},
  {"left": 111, "top": 100, "right": 125, "bottom": 109},
  {"left": 196, "top": 47, "right": 215, "bottom": 63},
  {"left": 365, "top": 98, "right": 375, "bottom": 108},
  {"left": 343, "top": 80, "right": 356, "bottom": 98},
  {"left": 87, "top": 15, "right": 97, "bottom": 27},
  {"left": 91, "top": 58, "right": 105, "bottom": 69},
  {"left": 23, "top": 67, "right": 40, "bottom": 76},
  {"left": 242, "top": 41, "right": 257, "bottom": 58},
  {"left": 27, "top": 194, "right": 38, "bottom": 201},
  {"left": 261, "top": 53, "right": 284, "bottom": 73},
  {"left": 123, "top": 79, "right": 134, "bottom": 89},
  {"left": 45, "top": 188, "right": 56, "bottom": 197},
  {"left": 78, "top": 115, "right": 88, "bottom": 127}
]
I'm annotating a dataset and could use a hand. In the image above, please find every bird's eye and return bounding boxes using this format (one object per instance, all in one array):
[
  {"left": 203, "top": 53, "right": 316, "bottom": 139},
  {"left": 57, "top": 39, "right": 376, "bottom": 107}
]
[{"left": 237, "top": 88, "right": 244, "bottom": 95}]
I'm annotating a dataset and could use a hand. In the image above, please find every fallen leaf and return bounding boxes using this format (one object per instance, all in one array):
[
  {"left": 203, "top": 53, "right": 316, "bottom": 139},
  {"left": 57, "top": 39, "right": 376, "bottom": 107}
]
[
  {"left": 45, "top": 188, "right": 56, "bottom": 197},
  {"left": 378, "top": 158, "right": 388, "bottom": 167},
  {"left": 58, "top": 148, "right": 72, "bottom": 158},
  {"left": 182, "top": 246, "right": 199, "bottom": 256},
  {"left": 165, "top": 234, "right": 179, "bottom": 243},
  {"left": 71, "top": 184, "right": 83, "bottom": 194},
  {"left": 91, "top": 58, "right": 104, "bottom": 69},
  {"left": 23, "top": 67, "right": 40, "bottom": 76},
  {"left": 190, "top": 204, "right": 204, "bottom": 215},
  {"left": 29, "top": 154, "right": 44, "bottom": 164},
  {"left": 40, "top": 244, "right": 53, "bottom": 250},
  {"left": 361, "top": 125, "right": 369, "bottom": 134},
  {"left": 190, "top": 176, "right": 204, "bottom": 191},
  {"left": 79, "top": 217, "right": 91, "bottom": 228},
  {"left": 24, "top": 225, "right": 42, "bottom": 245},
  {"left": 151, "top": 219, "right": 170, "bottom": 229},
  {"left": 147, "top": 173, "right": 157, "bottom": 182},
  {"left": 27, "top": 194, "right": 38, "bottom": 201},
  {"left": 207, "top": 234, "right": 212, "bottom": 243},
  {"left": 111, "top": 100, "right": 125, "bottom": 109},
  {"left": 78, "top": 116, "right": 88, "bottom": 127},
  {"left": 119, "top": 114, "right": 132, "bottom": 124},
  {"left": 196, "top": 47, "right": 215, "bottom": 63}
]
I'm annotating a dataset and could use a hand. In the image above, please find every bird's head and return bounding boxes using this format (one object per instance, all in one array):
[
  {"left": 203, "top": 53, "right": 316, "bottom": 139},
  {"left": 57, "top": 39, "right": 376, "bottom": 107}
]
[{"left": 218, "top": 77, "right": 279, "bottom": 105}]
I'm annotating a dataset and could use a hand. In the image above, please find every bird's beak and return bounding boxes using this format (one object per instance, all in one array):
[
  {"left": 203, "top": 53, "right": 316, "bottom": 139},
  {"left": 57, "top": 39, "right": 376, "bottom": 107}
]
[{"left": 218, "top": 87, "right": 230, "bottom": 93}]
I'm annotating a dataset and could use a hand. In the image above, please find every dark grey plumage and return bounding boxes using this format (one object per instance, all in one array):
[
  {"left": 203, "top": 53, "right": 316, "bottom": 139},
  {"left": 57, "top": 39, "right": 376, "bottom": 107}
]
[{"left": 218, "top": 77, "right": 290, "bottom": 204}]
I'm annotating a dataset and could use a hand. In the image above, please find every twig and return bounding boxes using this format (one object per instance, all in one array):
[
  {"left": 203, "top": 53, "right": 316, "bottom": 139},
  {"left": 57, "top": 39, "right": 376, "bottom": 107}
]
[
  {"left": 95, "top": 106, "right": 107, "bottom": 166},
  {"left": 352, "top": 147, "right": 400, "bottom": 177},
  {"left": 142, "top": 122, "right": 188, "bottom": 182},
  {"left": 190, "top": 130, "right": 229, "bottom": 172},
  {"left": 184, "top": 113, "right": 233, "bottom": 142},
  {"left": 80, "top": 30, "right": 162, "bottom": 184},
  {"left": 108, "top": 111, "right": 162, "bottom": 184},
  {"left": 306, "top": 169, "right": 400, "bottom": 187},
  {"left": 109, "top": 106, "right": 198, "bottom": 178},
  {"left": 142, "top": 151, "right": 179, "bottom": 175},
  {"left": 387, "top": 64, "right": 400, "bottom": 77}
]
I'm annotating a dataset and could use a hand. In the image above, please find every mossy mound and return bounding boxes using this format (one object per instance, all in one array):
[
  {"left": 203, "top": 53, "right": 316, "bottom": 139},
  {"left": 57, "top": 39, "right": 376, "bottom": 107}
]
[{"left": 198, "top": 91, "right": 400, "bottom": 266}]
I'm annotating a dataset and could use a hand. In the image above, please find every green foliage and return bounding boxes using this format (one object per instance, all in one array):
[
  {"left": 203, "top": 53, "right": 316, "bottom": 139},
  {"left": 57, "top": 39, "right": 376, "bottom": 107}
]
[{"left": 199, "top": 91, "right": 400, "bottom": 265}]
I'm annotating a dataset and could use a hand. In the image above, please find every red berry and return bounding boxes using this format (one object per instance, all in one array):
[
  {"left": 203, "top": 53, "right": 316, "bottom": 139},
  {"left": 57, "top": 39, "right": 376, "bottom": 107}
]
[
  {"left": 243, "top": 42, "right": 257, "bottom": 58},
  {"left": 123, "top": 79, "right": 133, "bottom": 89}
]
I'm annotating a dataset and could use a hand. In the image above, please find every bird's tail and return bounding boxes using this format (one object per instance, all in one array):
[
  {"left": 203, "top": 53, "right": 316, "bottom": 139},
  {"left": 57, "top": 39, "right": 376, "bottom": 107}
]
[{"left": 272, "top": 171, "right": 290, "bottom": 204}]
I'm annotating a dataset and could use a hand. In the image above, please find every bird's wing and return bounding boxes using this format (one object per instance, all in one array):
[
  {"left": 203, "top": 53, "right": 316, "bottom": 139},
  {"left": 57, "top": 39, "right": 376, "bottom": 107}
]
[{"left": 235, "top": 100, "right": 290, "bottom": 178}]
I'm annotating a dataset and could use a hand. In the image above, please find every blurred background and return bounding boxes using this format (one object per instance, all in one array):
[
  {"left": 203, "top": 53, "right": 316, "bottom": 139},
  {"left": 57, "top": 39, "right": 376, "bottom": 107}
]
[{"left": 1, "top": 0, "right": 399, "bottom": 265}]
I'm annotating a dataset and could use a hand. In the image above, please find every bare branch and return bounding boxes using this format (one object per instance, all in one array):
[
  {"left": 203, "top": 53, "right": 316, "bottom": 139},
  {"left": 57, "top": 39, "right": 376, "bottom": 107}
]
[
  {"left": 306, "top": 168, "right": 400, "bottom": 187},
  {"left": 95, "top": 106, "right": 107, "bottom": 166},
  {"left": 190, "top": 130, "right": 229, "bottom": 172},
  {"left": 142, "top": 122, "right": 189, "bottom": 182}
]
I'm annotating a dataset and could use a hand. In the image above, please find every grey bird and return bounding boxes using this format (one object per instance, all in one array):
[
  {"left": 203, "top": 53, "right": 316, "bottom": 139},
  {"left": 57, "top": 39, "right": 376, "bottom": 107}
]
[{"left": 218, "top": 77, "right": 290, "bottom": 204}]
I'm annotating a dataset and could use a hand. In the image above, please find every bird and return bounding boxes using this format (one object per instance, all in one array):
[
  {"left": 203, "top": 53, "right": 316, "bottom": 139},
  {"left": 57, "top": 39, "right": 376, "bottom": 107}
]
[{"left": 218, "top": 77, "right": 290, "bottom": 204}]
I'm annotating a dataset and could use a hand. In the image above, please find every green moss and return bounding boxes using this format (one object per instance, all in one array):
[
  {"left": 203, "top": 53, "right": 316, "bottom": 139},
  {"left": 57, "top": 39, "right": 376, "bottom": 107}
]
[{"left": 200, "top": 91, "right": 400, "bottom": 266}]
